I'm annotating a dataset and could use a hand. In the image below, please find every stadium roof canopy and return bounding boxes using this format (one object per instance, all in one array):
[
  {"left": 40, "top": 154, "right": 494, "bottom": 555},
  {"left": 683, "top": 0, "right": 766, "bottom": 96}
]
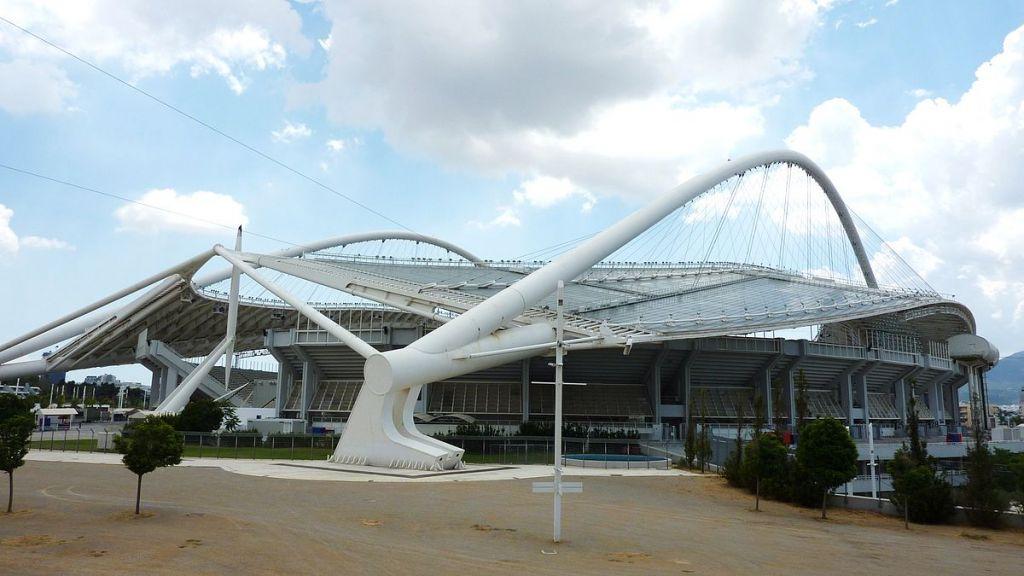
[
  {"left": 0, "top": 150, "right": 974, "bottom": 379},
  {"left": 0, "top": 149, "right": 984, "bottom": 470}
]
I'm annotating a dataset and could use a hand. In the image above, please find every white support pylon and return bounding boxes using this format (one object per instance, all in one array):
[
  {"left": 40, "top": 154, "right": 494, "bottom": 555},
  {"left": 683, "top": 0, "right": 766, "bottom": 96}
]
[{"left": 222, "top": 227, "right": 243, "bottom": 392}]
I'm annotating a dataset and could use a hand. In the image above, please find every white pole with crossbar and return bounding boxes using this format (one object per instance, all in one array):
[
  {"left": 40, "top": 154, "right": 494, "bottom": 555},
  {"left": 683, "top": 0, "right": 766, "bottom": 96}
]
[{"left": 553, "top": 280, "right": 565, "bottom": 543}]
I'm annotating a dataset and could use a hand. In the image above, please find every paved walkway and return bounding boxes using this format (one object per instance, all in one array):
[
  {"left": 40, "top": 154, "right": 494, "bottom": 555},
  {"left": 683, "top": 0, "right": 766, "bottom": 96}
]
[{"left": 26, "top": 451, "right": 698, "bottom": 483}]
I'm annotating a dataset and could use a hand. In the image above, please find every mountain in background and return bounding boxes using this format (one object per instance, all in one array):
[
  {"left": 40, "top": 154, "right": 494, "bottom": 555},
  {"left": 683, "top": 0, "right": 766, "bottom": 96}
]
[{"left": 985, "top": 350, "right": 1024, "bottom": 405}]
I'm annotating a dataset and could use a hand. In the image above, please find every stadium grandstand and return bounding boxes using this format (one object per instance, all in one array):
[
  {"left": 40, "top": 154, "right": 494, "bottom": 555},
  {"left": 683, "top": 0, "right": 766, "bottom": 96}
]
[{"left": 0, "top": 150, "right": 999, "bottom": 470}]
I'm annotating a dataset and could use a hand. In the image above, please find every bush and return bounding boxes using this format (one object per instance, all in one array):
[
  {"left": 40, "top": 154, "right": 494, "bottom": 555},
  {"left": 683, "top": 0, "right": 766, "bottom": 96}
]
[
  {"left": 961, "top": 427, "right": 1008, "bottom": 528},
  {"left": 889, "top": 447, "right": 955, "bottom": 524}
]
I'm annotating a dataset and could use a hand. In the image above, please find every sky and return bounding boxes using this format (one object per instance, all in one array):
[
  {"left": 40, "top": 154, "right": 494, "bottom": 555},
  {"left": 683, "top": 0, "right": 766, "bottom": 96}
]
[{"left": 1, "top": 0, "right": 1024, "bottom": 385}]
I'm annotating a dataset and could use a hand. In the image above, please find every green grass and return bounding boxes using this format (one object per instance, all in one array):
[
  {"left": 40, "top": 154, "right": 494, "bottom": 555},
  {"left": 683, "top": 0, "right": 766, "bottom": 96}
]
[
  {"left": 181, "top": 443, "right": 336, "bottom": 460},
  {"left": 30, "top": 438, "right": 98, "bottom": 451}
]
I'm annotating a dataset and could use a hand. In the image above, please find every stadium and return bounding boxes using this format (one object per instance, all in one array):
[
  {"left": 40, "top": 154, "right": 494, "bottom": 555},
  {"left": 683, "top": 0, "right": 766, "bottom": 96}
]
[{"left": 0, "top": 150, "right": 999, "bottom": 473}]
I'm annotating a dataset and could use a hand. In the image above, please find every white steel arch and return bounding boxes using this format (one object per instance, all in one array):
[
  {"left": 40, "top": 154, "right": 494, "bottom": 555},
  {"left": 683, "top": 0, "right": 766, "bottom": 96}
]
[
  {"left": 331, "top": 149, "right": 879, "bottom": 470},
  {"left": 192, "top": 230, "right": 484, "bottom": 287}
]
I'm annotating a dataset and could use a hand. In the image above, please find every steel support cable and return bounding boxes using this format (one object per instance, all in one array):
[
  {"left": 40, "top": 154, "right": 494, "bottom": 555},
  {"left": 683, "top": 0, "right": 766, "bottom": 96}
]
[
  {"left": 779, "top": 163, "right": 792, "bottom": 269},
  {"left": 692, "top": 173, "right": 745, "bottom": 291},
  {"left": 745, "top": 164, "right": 771, "bottom": 264},
  {"left": 0, "top": 15, "right": 414, "bottom": 233}
]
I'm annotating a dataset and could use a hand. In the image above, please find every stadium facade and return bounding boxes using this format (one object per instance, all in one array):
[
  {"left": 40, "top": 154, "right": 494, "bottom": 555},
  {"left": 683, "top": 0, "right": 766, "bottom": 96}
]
[{"left": 0, "top": 150, "right": 999, "bottom": 470}]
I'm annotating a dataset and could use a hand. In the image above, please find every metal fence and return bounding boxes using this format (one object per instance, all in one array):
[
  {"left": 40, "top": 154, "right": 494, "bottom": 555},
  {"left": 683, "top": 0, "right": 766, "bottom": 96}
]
[{"left": 28, "top": 430, "right": 686, "bottom": 467}]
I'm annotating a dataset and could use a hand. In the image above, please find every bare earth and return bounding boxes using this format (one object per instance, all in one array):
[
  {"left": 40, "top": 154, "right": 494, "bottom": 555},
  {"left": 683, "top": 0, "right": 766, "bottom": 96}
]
[{"left": 1, "top": 461, "right": 1020, "bottom": 575}]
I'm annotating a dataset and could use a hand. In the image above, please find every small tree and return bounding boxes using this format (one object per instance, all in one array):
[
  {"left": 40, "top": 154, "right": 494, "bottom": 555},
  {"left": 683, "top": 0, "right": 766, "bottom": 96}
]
[
  {"left": 747, "top": 432, "right": 788, "bottom": 511},
  {"left": 796, "top": 417, "right": 858, "bottom": 519},
  {"left": 794, "top": 369, "right": 810, "bottom": 432},
  {"left": 697, "top": 391, "right": 712, "bottom": 473},
  {"left": 888, "top": 391, "right": 954, "bottom": 524},
  {"left": 114, "top": 417, "right": 184, "bottom": 515},
  {"left": 961, "top": 411, "right": 1007, "bottom": 528},
  {"left": 723, "top": 401, "right": 746, "bottom": 486},
  {"left": 684, "top": 402, "right": 696, "bottom": 469},
  {"left": 176, "top": 399, "right": 224, "bottom": 432},
  {"left": 218, "top": 401, "right": 241, "bottom": 432},
  {"left": 0, "top": 396, "right": 34, "bottom": 513},
  {"left": 752, "top": 393, "right": 766, "bottom": 439}
]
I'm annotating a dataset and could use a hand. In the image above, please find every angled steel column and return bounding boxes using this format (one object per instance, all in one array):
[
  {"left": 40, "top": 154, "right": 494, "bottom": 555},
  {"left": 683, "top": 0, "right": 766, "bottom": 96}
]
[{"left": 222, "top": 228, "right": 243, "bottom": 392}]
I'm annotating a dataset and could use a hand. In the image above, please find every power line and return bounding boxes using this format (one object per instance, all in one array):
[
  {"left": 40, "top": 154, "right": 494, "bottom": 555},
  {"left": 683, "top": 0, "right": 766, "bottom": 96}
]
[
  {"left": 0, "top": 162, "right": 301, "bottom": 248},
  {"left": 0, "top": 15, "right": 414, "bottom": 233}
]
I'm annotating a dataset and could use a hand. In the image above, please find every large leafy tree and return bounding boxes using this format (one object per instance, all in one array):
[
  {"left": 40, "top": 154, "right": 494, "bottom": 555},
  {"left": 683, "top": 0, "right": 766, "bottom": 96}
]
[
  {"left": 115, "top": 417, "right": 184, "bottom": 515},
  {"left": 175, "top": 399, "right": 224, "bottom": 432},
  {"left": 796, "top": 417, "right": 858, "bottom": 519},
  {"left": 0, "top": 395, "right": 34, "bottom": 513}
]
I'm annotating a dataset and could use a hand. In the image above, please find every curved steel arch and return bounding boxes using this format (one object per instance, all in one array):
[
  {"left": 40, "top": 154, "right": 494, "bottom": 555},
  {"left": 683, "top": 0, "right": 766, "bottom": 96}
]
[
  {"left": 331, "top": 149, "right": 883, "bottom": 470},
  {"left": 678, "top": 150, "right": 879, "bottom": 288},
  {"left": 192, "top": 230, "right": 484, "bottom": 287}
]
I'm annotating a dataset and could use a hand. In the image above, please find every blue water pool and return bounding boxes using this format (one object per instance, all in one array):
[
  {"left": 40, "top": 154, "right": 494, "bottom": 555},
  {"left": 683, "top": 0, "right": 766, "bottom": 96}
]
[{"left": 563, "top": 453, "right": 670, "bottom": 469}]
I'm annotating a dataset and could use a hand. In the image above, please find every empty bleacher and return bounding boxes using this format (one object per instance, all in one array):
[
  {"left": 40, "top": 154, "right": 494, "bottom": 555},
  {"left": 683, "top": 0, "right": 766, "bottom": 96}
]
[
  {"left": 867, "top": 393, "right": 898, "bottom": 419},
  {"left": 530, "top": 384, "right": 651, "bottom": 418},
  {"left": 427, "top": 381, "right": 521, "bottom": 415},
  {"left": 308, "top": 380, "right": 363, "bottom": 412},
  {"left": 690, "top": 387, "right": 753, "bottom": 419},
  {"left": 807, "top": 390, "right": 844, "bottom": 418}
]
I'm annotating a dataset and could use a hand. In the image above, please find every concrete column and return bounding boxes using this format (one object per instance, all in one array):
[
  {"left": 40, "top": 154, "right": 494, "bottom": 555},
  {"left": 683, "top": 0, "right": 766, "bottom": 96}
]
[
  {"left": 148, "top": 367, "right": 162, "bottom": 408},
  {"left": 274, "top": 363, "right": 292, "bottom": 416},
  {"left": 947, "top": 380, "right": 961, "bottom": 429},
  {"left": 649, "top": 360, "right": 662, "bottom": 424},
  {"left": 840, "top": 372, "right": 854, "bottom": 427},
  {"left": 896, "top": 378, "right": 908, "bottom": 426},
  {"left": 300, "top": 361, "right": 315, "bottom": 421},
  {"left": 979, "top": 369, "right": 991, "bottom": 431},
  {"left": 857, "top": 373, "right": 871, "bottom": 428},
  {"left": 929, "top": 377, "right": 944, "bottom": 425},
  {"left": 164, "top": 367, "right": 179, "bottom": 402},
  {"left": 756, "top": 368, "right": 772, "bottom": 424},
  {"left": 521, "top": 359, "right": 530, "bottom": 423},
  {"left": 786, "top": 369, "right": 797, "bottom": 431},
  {"left": 683, "top": 360, "right": 692, "bottom": 434}
]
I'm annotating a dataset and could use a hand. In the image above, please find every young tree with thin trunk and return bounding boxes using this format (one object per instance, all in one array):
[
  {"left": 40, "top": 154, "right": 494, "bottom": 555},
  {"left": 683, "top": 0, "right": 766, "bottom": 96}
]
[
  {"left": 796, "top": 417, "right": 858, "bottom": 519},
  {"left": 747, "top": 432, "right": 787, "bottom": 511},
  {"left": 114, "top": 416, "right": 183, "bottom": 515},
  {"left": 1, "top": 395, "right": 34, "bottom": 514}
]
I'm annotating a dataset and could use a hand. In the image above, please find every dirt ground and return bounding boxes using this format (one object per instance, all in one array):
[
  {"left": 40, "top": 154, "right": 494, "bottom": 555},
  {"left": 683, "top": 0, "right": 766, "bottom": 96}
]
[{"left": 1, "top": 461, "right": 1021, "bottom": 575}]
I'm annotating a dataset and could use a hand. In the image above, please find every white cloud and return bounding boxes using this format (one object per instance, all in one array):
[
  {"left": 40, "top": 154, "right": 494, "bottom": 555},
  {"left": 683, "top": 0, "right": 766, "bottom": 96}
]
[
  {"left": 325, "top": 137, "right": 360, "bottom": 152},
  {"left": 0, "top": 203, "right": 74, "bottom": 255},
  {"left": 0, "top": 0, "right": 308, "bottom": 110},
  {"left": 271, "top": 121, "right": 312, "bottom": 143},
  {"left": 512, "top": 175, "right": 595, "bottom": 213},
  {"left": 21, "top": 236, "right": 75, "bottom": 251},
  {"left": 318, "top": 35, "right": 333, "bottom": 51},
  {"left": 0, "top": 59, "right": 77, "bottom": 115},
  {"left": 0, "top": 204, "right": 17, "bottom": 254},
  {"left": 907, "top": 88, "right": 932, "bottom": 99},
  {"left": 298, "top": 1, "right": 829, "bottom": 200},
  {"left": 114, "top": 189, "right": 248, "bottom": 234},
  {"left": 786, "top": 23, "right": 1024, "bottom": 348},
  {"left": 468, "top": 206, "right": 520, "bottom": 230},
  {"left": 855, "top": 18, "right": 878, "bottom": 28}
]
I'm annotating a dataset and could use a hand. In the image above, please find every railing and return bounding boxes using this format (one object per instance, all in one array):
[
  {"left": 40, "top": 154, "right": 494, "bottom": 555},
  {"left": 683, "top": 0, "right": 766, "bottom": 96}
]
[
  {"left": 701, "top": 336, "right": 780, "bottom": 354},
  {"left": 877, "top": 349, "right": 918, "bottom": 365},
  {"left": 807, "top": 341, "right": 863, "bottom": 359}
]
